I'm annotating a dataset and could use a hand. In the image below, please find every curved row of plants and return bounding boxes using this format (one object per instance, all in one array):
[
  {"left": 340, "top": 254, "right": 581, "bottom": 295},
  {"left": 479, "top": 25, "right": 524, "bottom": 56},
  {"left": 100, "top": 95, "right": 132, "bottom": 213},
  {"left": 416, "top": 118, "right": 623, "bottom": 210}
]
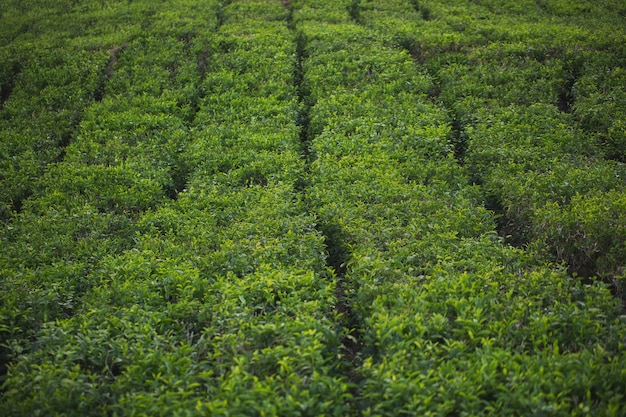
[
  {"left": 295, "top": 0, "right": 626, "bottom": 414},
  {"left": 2, "top": 0, "right": 350, "bottom": 414},
  {"left": 387, "top": 0, "right": 626, "bottom": 290}
]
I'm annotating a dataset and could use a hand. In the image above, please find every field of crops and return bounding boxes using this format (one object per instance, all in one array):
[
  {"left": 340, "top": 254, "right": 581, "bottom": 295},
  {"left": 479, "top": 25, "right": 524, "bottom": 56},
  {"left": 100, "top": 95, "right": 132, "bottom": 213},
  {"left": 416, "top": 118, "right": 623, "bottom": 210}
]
[{"left": 1, "top": 0, "right": 625, "bottom": 415}]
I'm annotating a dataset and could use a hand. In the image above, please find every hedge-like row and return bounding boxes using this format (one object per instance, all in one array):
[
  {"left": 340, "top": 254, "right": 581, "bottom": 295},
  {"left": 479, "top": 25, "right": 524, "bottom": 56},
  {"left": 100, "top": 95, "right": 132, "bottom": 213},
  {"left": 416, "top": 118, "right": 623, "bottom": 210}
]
[
  {"left": 1, "top": 0, "right": 217, "bottom": 346},
  {"left": 2, "top": 1, "right": 351, "bottom": 415},
  {"left": 2, "top": 2, "right": 347, "bottom": 415},
  {"left": 574, "top": 53, "right": 626, "bottom": 163},
  {"left": 394, "top": 0, "right": 626, "bottom": 289},
  {"left": 294, "top": 0, "right": 626, "bottom": 414},
  {"left": 0, "top": 0, "right": 178, "bottom": 220},
  {"left": 0, "top": 47, "right": 106, "bottom": 219},
  {"left": 159, "top": 4, "right": 352, "bottom": 412}
]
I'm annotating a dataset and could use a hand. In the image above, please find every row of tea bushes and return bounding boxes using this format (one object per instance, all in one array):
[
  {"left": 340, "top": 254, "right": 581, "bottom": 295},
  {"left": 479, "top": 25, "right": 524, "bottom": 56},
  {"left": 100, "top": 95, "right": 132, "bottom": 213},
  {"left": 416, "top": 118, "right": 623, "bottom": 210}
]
[
  {"left": 1, "top": 0, "right": 215, "bottom": 412},
  {"left": 166, "top": 4, "right": 351, "bottom": 412},
  {"left": 0, "top": 46, "right": 106, "bottom": 219},
  {"left": 292, "top": 0, "right": 356, "bottom": 25},
  {"left": 0, "top": 0, "right": 177, "bottom": 394},
  {"left": 1, "top": 1, "right": 352, "bottom": 415},
  {"left": 295, "top": 0, "right": 626, "bottom": 414},
  {"left": 463, "top": 105, "right": 626, "bottom": 282},
  {"left": 399, "top": 0, "right": 626, "bottom": 287},
  {"left": 0, "top": 0, "right": 157, "bottom": 219},
  {"left": 0, "top": 0, "right": 220, "bottom": 220},
  {"left": 3, "top": 187, "right": 349, "bottom": 415},
  {"left": 1, "top": 0, "right": 218, "bottom": 348},
  {"left": 573, "top": 54, "right": 626, "bottom": 163}
]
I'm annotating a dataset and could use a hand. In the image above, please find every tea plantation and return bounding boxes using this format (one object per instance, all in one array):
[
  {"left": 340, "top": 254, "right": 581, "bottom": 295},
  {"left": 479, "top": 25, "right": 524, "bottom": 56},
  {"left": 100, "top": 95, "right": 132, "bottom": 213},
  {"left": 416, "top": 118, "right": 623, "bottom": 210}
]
[{"left": 1, "top": 0, "right": 625, "bottom": 415}]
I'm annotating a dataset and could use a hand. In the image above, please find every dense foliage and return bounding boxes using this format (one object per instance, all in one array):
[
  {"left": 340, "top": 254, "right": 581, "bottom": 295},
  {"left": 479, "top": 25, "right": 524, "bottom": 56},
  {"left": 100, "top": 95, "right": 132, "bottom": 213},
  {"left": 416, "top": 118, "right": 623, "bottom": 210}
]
[{"left": 1, "top": 0, "right": 625, "bottom": 415}]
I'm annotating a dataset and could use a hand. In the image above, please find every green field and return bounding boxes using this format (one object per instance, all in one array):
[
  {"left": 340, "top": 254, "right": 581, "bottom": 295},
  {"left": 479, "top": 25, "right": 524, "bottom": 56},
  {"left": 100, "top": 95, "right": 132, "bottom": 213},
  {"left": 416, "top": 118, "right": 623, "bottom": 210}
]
[{"left": 1, "top": 0, "right": 626, "bottom": 415}]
